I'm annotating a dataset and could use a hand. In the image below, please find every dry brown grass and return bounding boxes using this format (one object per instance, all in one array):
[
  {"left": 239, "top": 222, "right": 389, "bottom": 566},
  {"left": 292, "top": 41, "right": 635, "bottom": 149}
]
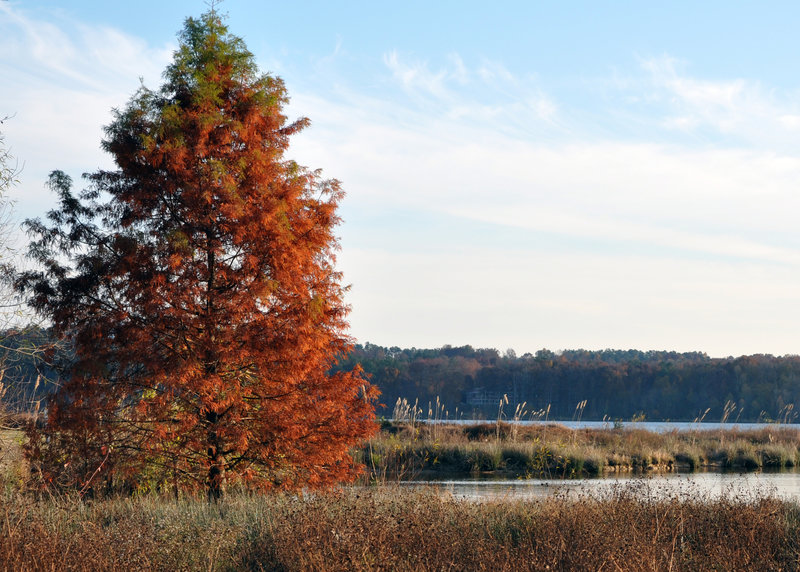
[
  {"left": 1, "top": 485, "right": 799, "bottom": 571},
  {"left": 0, "top": 430, "right": 26, "bottom": 490},
  {"left": 4, "top": 425, "right": 800, "bottom": 570}
]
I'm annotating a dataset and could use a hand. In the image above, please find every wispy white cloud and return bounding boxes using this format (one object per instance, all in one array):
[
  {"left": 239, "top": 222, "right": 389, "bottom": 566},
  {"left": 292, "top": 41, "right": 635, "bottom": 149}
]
[
  {"left": 639, "top": 56, "right": 800, "bottom": 148},
  {"left": 383, "top": 50, "right": 453, "bottom": 101},
  {"left": 1, "top": 3, "right": 170, "bottom": 92},
  {"left": 293, "top": 87, "right": 800, "bottom": 262},
  {"left": 288, "top": 66, "right": 800, "bottom": 356},
  {"left": 0, "top": 4, "right": 172, "bottom": 218},
  {"left": 477, "top": 59, "right": 515, "bottom": 84},
  {"left": 447, "top": 53, "right": 469, "bottom": 85},
  {"left": 5, "top": 3, "right": 800, "bottom": 355},
  {"left": 379, "top": 51, "right": 558, "bottom": 127}
]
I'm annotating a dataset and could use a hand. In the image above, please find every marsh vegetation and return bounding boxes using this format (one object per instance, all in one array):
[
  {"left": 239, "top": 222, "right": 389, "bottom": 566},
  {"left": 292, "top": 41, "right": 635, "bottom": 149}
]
[
  {"left": 358, "top": 421, "right": 800, "bottom": 480},
  {"left": 3, "top": 428, "right": 800, "bottom": 570},
  {"left": 2, "top": 485, "right": 799, "bottom": 571}
]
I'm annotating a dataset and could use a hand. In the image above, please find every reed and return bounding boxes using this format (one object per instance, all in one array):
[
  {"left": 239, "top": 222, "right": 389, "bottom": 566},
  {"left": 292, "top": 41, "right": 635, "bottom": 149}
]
[
  {"left": 361, "top": 422, "right": 800, "bottom": 479},
  {"left": 2, "top": 485, "right": 799, "bottom": 571},
  {"left": 4, "top": 426, "right": 800, "bottom": 570}
]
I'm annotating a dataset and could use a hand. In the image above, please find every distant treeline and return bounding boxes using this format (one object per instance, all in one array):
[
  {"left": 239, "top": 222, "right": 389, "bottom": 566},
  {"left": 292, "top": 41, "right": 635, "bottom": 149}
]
[
  {"left": 5, "top": 329, "right": 800, "bottom": 423},
  {"left": 337, "top": 344, "right": 800, "bottom": 422}
]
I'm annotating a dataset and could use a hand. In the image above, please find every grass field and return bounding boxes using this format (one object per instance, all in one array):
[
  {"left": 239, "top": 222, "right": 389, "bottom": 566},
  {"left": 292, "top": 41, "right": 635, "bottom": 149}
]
[
  {"left": 4, "top": 426, "right": 800, "bottom": 570},
  {"left": 1, "top": 484, "right": 799, "bottom": 570}
]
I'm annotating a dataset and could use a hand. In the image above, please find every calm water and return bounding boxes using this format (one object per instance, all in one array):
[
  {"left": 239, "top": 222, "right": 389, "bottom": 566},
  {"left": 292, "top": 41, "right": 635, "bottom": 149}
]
[
  {"left": 402, "top": 471, "right": 800, "bottom": 501},
  {"left": 396, "top": 420, "right": 800, "bottom": 500},
  {"left": 419, "top": 420, "right": 800, "bottom": 433}
]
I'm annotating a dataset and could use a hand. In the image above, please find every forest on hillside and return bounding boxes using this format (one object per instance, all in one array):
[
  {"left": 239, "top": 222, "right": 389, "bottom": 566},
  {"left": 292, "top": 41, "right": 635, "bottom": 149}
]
[
  {"left": 337, "top": 343, "right": 800, "bottom": 422},
  {"left": 5, "top": 329, "right": 800, "bottom": 423}
]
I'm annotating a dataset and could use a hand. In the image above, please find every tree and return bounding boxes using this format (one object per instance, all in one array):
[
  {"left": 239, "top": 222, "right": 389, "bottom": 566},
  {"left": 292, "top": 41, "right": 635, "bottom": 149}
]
[
  {"left": 0, "top": 117, "right": 21, "bottom": 298},
  {"left": 0, "top": 118, "right": 18, "bottom": 192},
  {"left": 19, "top": 11, "right": 377, "bottom": 498},
  {"left": 0, "top": 117, "right": 39, "bottom": 430},
  {"left": 0, "top": 119, "right": 63, "bottom": 433},
  {"left": 0, "top": 120, "right": 15, "bottom": 427}
]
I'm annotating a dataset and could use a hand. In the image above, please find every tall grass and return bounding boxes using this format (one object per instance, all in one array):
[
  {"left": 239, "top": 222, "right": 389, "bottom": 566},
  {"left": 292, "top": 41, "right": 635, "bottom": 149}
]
[
  {"left": 0, "top": 429, "right": 26, "bottom": 492},
  {"left": 4, "top": 425, "right": 800, "bottom": 570},
  {"left": 2, "top": 486, "right": 799, "bottom": 571},
  {"left": 359, "top": 422, "right": 800, "bottom": 480}
]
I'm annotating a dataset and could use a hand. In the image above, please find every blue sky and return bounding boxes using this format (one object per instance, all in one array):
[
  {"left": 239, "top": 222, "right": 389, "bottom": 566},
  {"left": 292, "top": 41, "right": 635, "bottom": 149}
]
[{"left": 4, "top": 1, "right": 800, "bottom": 357}]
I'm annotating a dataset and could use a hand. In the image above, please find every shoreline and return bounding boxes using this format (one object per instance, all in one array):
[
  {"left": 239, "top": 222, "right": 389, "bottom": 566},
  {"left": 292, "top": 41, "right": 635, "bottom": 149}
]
[{"left": 359, "top": 421, "right": 800, "bottom": 481}]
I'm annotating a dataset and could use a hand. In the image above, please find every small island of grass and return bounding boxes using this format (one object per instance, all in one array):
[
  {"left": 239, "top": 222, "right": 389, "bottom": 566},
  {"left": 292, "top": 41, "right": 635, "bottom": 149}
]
[{"left": 357, "top": 421, "right": 800, "bottom": 481}]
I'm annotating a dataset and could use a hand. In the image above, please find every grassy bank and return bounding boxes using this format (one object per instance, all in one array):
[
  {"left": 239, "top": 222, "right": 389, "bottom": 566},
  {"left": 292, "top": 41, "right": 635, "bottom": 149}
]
[
  {"left": 1, "top": 486, "right": 799, "bottom": 571},
  {"left": 357, "top": 422, "right": 800, "bottom": 480}
]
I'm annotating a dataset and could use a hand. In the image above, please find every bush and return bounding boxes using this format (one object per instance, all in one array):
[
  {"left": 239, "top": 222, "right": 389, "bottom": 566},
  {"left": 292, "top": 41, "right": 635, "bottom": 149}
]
[
  {"left": 582, "top": 454, "right": 604, "bottom": 476},
  {"left": 759, "top": 444, "right": 794, "bottom": 468},
  {"left": 728, "top": 448, "right": 761, "bottom": 470},
  {"left": 466, "top": 447, "right": 501, "bottom": 472},
  {"left": 675, "top": 451, "right": 700, "bottom": 470},
  {"left": 435, "top": 446, "right": 470, "bottom": 472},
  {"left": 500, "top": 447, "right": 530, "bottom": 471}
]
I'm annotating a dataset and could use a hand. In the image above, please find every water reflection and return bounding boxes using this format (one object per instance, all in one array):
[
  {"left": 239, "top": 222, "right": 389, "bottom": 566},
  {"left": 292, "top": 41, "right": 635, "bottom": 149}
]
[{"left": 402, "top": 471, "right": 800, "bottom": 501}]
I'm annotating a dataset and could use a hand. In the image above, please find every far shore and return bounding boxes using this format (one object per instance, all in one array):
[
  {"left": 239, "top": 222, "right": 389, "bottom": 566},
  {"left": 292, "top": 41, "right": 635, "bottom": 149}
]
[{"left": 358, "top": 421, "right": 800, "bottom": 481}]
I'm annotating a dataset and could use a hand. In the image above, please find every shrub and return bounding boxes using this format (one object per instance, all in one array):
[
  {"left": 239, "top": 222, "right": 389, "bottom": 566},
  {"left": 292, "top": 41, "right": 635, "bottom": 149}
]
[
  {"left": 759, "top": 444, "right": 794, "bottom": 468},
  {"left": 675, "top": 451, "right": 701, "bottom": 470},
  {"left": 500, "top": 447, "right": 531, "bottom": 471},
  {"left": 466, "top": 447, "right": 501, "bottom": 472}
]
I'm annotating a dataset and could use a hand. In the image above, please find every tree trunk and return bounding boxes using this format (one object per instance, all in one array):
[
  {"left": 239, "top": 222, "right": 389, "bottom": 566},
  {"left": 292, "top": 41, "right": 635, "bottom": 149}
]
[
  {"left": 207, "top": 459, "right": 225, "bottom": 502},
  {"left": 206, "top": 410, "right": 225, "bottom": 502}
]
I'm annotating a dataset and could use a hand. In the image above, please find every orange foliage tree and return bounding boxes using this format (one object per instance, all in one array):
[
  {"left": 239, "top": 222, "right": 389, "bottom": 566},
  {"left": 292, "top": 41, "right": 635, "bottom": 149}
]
[{"left": 18, "top": 11, "right": 377, "bottom": 498}]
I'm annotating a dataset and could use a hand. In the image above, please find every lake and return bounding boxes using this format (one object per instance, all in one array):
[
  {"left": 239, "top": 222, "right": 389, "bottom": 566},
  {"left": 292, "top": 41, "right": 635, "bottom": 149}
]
[
  {"left": 390, "top": 419, "right": 800, "bottom": 501},
  {"left": 419, "top": 419, "right": 800, "bottom": 433},
  {"left": 404, "top": 470, "right": 800, "bottom": 501}
]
